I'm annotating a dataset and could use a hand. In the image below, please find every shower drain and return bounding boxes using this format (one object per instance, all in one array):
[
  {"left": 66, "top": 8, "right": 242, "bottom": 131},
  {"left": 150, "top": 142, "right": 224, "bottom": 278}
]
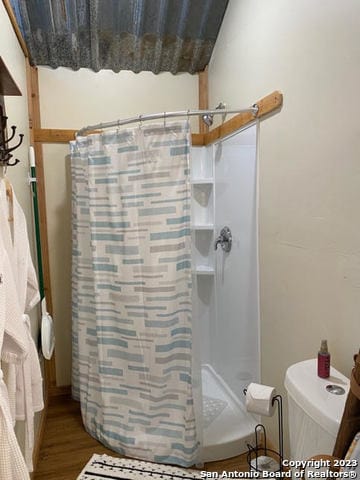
[{"left": 203, "top": 395, "right": 228, "bottom": 429}]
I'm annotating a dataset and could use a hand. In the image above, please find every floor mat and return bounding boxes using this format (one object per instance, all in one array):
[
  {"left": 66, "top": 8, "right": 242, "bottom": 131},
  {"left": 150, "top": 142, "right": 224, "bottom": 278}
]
[{"left": 77, "top": 453, "right": 203, "bottom": 479}]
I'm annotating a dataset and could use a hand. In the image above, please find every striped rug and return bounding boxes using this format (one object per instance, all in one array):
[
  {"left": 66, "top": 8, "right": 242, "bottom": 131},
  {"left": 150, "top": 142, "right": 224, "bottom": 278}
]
[{"left": 77, "top": 454, "right": 203, "bottom": 479}]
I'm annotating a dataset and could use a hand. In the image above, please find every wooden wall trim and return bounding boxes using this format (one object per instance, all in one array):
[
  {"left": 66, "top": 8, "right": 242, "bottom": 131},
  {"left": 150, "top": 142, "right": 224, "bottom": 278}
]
[
  {"left": 198, "top": 66, "right": 209, "bottom": 135},
  {"left": 26, "top": 62, "right": 57, "bottom": 392},
  {"left": 33, "top": 91, "right": 282, "bottom": 147},
  {"left": 34, "top": 128, "right": 206, "bottom": 146},
  {"left": 204, "top": 90, "right": 283, "bottom": 145},
  {"left": 34, "top": 128, "right": 78, "bottom": 143},
  {"left": 2, "top": 0, "right": 29, "bottom": 58},
  {"left": 192, "top": 134, "right": 205, "bottom": 146}
]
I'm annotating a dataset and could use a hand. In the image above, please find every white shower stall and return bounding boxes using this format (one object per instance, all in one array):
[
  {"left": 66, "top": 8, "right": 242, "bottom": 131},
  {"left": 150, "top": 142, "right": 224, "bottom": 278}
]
[{"left": 191, "top": 123, "right": 260, "bottom": 462}]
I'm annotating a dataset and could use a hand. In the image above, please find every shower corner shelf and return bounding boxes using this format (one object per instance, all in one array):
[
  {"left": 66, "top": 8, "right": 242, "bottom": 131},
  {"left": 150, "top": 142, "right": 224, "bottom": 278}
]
[
  {"left": 191, "top": 178, "right": 214, "bottom": 185},
  {"left": 191, "top": 224, "right": 214, "bottom": 231},
  {"left": 193, "top": 265, "right": 215, "bottom": 275},
  {"left": 191, "top": 144, "right": 215, "bottom": 278}
]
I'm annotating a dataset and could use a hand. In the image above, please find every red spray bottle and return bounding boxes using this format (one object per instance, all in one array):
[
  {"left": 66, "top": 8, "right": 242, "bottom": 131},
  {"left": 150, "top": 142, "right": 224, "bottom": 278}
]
[{"left": 318, "top": 339, "right": 330, "bottom": 378}]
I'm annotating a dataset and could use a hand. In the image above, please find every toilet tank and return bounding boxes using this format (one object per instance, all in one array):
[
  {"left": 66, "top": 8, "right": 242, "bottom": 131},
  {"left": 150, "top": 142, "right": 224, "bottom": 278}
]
[{"left": 284, "top": 359, "right": 349, "bottom": 461}]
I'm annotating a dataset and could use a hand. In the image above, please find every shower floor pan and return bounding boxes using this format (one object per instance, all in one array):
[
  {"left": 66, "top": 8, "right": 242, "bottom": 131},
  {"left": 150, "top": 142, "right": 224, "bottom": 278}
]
[{"left": 201, "top": 364, "right": 257, "bottom": 462}]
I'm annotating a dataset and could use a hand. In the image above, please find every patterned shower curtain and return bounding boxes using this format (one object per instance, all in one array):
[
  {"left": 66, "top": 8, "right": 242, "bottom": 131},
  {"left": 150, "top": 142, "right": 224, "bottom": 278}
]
[{"left": 70, "top": 121, "right": 199, "bottom": 466}]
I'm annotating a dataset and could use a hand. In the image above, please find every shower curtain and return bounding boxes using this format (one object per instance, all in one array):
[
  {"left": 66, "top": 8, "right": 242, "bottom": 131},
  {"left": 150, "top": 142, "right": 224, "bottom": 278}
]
[{"left": 70, "top": 121, "right": 199, "bottom": 467}]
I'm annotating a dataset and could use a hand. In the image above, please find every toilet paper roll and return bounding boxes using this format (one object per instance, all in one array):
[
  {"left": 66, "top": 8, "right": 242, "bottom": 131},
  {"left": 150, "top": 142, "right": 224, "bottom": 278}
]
[{"left": 245, "top": 382, "right": 277, "bottom": 416}]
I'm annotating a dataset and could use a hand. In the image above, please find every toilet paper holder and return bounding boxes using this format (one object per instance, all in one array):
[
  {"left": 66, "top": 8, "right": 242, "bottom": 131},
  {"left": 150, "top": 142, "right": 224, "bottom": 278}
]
[{"left": 243, "top": 389, "right": 284, "bottom": 473}]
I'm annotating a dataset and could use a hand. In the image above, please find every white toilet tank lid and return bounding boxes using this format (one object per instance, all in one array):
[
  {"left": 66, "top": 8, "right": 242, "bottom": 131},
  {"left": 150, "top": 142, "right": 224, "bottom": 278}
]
[{"left": 284, "top": 359, "right": 349, "bottom": 437}]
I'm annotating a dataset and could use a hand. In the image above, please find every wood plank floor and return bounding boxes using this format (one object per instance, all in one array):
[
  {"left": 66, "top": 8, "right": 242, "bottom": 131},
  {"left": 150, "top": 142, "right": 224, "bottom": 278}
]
[{"left": 34, "top": 394, "right": 250, "bottom": 479}]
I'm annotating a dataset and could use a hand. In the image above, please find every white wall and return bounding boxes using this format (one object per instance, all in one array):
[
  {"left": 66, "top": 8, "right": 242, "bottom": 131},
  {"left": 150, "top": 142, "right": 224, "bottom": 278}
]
[
  {"left": 38, "top": 66, "right": 198, "bottom": 385},
  {"left": 209, "top": 0, "right": 360, "bottom": 451}
]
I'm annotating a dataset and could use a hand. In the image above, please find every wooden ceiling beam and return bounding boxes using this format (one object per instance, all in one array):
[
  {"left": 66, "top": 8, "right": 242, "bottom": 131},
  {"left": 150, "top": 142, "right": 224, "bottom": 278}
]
[{"left": 2, "top": 0, "right": 30, "bottom": 58}]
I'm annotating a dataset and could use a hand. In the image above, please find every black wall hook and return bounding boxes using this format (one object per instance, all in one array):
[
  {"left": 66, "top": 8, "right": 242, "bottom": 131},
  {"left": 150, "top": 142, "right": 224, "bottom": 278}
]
[
  {"left": 7, "top": 125, "right": 17, "bottom": 143},
  {"left": 0, "top": 109, "right": 23, "bottom": 167}
]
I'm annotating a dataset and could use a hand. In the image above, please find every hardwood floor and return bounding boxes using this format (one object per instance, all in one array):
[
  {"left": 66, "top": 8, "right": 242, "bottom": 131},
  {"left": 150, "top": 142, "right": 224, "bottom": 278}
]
[{"left": 34, "top": 394, "right": 250, "bottom": 479}]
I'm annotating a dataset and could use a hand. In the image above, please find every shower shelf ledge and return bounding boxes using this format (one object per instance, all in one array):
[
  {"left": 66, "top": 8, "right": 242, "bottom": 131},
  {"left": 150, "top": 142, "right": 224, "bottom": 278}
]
[
  {"left": 191, "top": 178, "right": 214, "bottom": 185},
  {"left": 191, "top": 224, "right": 214, "bottom": 230},
  {"left": 193, "top": 266, "right": 215, "bottom": 275}
]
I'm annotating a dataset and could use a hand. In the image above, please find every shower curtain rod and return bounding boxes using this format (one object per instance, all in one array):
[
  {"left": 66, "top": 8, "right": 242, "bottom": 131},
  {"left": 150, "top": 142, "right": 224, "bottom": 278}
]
[{"left": 76, "top": 105, "right": 259, "bottom": 136}]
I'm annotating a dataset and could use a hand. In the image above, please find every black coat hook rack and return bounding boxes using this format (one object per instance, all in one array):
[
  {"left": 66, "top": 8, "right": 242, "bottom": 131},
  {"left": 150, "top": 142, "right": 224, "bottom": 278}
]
[{"left": 0, "top": 109, "right": 23, "bottom": 167}]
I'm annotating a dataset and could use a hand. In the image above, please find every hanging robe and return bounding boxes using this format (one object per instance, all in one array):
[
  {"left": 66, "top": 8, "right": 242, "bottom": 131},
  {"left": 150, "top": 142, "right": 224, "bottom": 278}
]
[
  {"left": 0, "top": 231, "right": 30, "bottom": 479},
  {"left": 0, "top": 179, "right": 43, "bottom": 472}
]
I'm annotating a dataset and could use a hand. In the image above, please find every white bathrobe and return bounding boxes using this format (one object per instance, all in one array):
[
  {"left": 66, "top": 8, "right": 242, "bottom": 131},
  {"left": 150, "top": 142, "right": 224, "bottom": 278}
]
[
  {"left": 0, "top": 231, "right": 30, "bottom": 479},
  {"left": 0, "top": 179, "right": 43, "bottom": 472}
]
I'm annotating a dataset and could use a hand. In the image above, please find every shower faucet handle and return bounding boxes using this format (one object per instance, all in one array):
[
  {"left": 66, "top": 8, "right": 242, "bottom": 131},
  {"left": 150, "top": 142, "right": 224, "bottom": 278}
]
[{"left": 214, "top": 226, "right": 232, "bottom": 253}]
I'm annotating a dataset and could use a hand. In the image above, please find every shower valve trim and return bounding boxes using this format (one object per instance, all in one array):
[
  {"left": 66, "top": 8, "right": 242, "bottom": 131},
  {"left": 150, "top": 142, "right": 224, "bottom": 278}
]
[{"left": 214, "top": 226, "right": 232, "bottom": 253}]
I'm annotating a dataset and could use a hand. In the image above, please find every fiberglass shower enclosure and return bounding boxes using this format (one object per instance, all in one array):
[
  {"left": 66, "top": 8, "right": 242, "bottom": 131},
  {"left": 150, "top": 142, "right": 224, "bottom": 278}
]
[{"left": 191, "top": 123, "right": 260, "bottom": 462}]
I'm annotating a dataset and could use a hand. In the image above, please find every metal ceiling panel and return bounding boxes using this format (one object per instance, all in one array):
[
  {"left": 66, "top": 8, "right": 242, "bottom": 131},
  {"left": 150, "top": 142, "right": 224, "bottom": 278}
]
[{"left": 10, "top": 0, "right": 229, "bottom": 74}]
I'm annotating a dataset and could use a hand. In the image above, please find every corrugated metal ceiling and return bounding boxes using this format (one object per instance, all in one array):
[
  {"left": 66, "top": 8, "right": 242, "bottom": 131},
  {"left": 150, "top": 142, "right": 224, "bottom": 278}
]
[{"left": 10, "top": 0, "right": 229, "bottom": 74}]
